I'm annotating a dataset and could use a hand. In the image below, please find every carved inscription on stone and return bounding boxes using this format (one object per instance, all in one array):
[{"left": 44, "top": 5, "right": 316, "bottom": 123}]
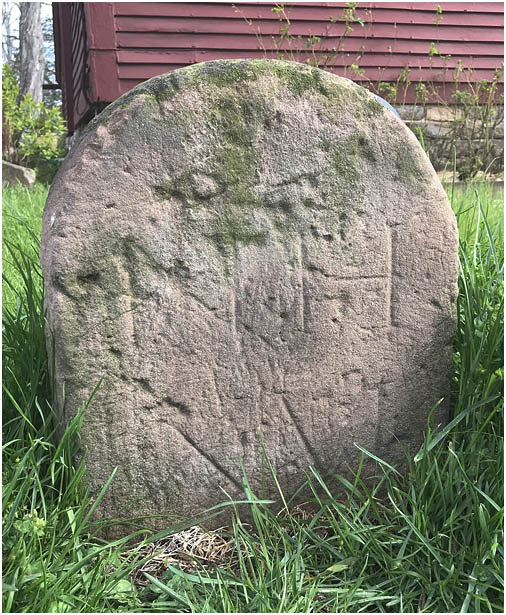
[{"left": 41, "top": 60, "right": 458, "bottom": 532}]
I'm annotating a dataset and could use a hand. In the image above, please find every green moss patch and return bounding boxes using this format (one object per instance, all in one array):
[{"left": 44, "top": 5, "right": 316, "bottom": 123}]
[
  {"left": 365, "top": 97, "right": 385, "bottom": 118},
  {"left": 90, "top": 59, "right": 371, "bottom": 141},
  {"left": 210, "top": 205, "right": 267, "bottom": 247},
  {"left": 395, "top": 144, "right": 426, "bottom": 183},
  {"left": 332, "top": 133, "right": 365, "bottom": 182},
  {"left": 150, "top": 59, "right": 346, "bottom": 101}
]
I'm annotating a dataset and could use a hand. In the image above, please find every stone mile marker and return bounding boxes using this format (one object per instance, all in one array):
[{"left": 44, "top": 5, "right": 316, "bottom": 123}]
[{"left": 41, "top": 60, "right": 458, "bottom": 532}]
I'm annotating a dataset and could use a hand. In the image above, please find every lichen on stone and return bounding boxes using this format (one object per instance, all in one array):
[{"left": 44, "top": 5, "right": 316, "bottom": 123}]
[
  {"left": 366, "top": 97, "right": 386, "bottom": 118},
  {"left": 210, "top": 205, "right": 267, "bottom": 247},
  {"left": 395, "top": 143, "right": 427, "bottom": 183},
  {"left": 333, "top": 134, "right": 363, "bottom": 182},
  {"left": 41, "top": 57, "right": 459, "bottom": 537},
  {"left": 152, "top": 170, "right": 196, "bottom": 204}
]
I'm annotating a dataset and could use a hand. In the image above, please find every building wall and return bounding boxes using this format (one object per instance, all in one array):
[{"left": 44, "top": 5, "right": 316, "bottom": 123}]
[
  {"left": 112, "top": 2, "right": 504, "bottom": 100},
  {"left": 53, "top": 3, "right": 91, "bottom": 133},
  {"left": 54, "top": 2, "right": 504, "bottom": 171}
]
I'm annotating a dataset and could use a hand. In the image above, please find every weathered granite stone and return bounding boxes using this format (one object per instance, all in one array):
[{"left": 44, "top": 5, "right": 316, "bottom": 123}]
[
  {"left": 41, "top": 60, "right": 458, "bottom": 532},
  {"left": 2, "top": 160, "right": 36, "bottom": 188}
]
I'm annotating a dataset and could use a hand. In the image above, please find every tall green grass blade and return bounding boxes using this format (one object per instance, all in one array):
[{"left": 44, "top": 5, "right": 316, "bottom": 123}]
[{"left": 414, "top": 395, "right": 501, "bottom": 462}]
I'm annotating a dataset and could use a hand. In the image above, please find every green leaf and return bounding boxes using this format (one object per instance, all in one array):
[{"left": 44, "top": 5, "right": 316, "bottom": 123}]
[
  {"left": 104, "top": 578, "right": 136, "bottom": 603},
  {"left": 2, "top": 583, "right": 18, "bottom": 593},
  {"left": 143, "top": 573, "right": 193, "bottom": 609},
  {"left": 326, "top": 562, "right": 350, "bottom": 573},
  {"left": 414, "top": 395, "right": 500, "bottom": 462}
]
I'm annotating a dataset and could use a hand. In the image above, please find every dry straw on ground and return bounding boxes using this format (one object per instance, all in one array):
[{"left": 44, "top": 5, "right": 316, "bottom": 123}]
[{"left": 122, "top": 526, "right": 238, "bottom": 587}]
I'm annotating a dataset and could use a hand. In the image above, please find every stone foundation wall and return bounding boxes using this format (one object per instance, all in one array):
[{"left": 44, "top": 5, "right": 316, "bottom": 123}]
[{"left": 394, "top": 104, "right": 504, "bottom": 174}]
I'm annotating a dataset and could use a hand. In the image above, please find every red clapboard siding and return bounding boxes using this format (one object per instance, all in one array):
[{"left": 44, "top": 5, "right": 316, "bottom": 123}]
[
  {"left": 117, "top": 49, "right": 502, "bottom": 69},
  {"left": 114, "top": 32, "right": 502, "bottom": 56},
  {"left": 115, "top": 11, "right": 502, "bottom": 26},
  {"left": 113, "top": 2, "right": 504, "bottom": 18},
  {"left": 111, "top": 2, "right": 504, "bottom": 104},
  {"left": 52, "top": 3, "right": 91, "bottom": 133},
  {"left": 114, "top": 19, "right": 503, "bottom": 41},
  {"left": 53, "top": 2, "right": 504, "bottom": 131}
]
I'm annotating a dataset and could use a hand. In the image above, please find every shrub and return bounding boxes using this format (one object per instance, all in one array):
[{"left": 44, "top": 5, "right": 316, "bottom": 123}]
[
  {"left": 379, "top": 62, "right": 504, "bottom": 180},
  {"left": 2, "top": 63, "right": 66, "bottom": 183}
]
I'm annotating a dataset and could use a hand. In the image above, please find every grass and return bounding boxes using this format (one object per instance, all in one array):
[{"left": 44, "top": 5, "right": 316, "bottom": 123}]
[
  {"left": 2, "top": 183, "right": 48, "bottom": 312},
  {"left": 2, "top": 180, "right": 503, "bottom": 613}
]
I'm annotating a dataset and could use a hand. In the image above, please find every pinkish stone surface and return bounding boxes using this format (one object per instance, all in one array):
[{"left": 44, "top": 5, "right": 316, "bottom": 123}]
[{"left": 41, "top": 60, "right": 458, "bottom": 532}]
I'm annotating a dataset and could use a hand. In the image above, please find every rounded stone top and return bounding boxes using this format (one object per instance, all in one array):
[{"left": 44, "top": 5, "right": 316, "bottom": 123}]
[{"left": 92, "top": 58, "right": 388, "bottom": 126}]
